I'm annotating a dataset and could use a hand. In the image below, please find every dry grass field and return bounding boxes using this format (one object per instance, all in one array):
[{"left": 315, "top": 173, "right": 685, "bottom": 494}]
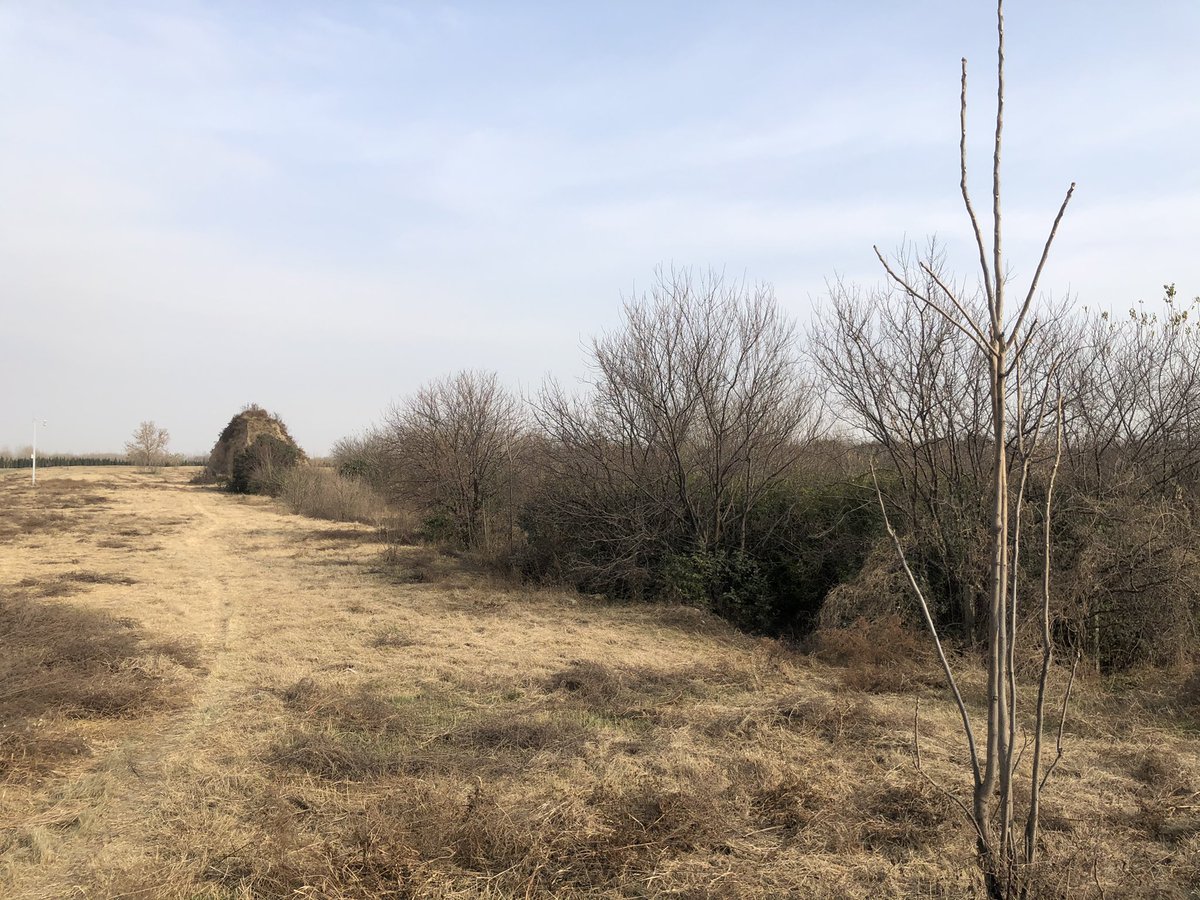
[{"left": 1, "top": 468, "right": 1198, "bottom": 898}]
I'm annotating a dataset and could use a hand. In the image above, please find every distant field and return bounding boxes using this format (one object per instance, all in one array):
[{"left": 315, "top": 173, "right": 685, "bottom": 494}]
[{"left": 1, "top": 468, "right": 1196, "bottom": 898}]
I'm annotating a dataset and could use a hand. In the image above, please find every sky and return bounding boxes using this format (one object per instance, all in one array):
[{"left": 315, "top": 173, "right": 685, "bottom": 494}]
[{"left": 1, "top": 1, "right": 1197, "bottom": 456}]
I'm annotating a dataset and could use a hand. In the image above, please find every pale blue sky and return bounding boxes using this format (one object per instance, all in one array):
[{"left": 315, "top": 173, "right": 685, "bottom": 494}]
[{"left": 2, "top": 2, "right": 1197, "bottom": 455}]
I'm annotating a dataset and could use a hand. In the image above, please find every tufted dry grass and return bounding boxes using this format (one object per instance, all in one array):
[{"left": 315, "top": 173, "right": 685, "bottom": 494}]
[{"left": 1, "top": 468, "right": 1198, "bottom": 898}]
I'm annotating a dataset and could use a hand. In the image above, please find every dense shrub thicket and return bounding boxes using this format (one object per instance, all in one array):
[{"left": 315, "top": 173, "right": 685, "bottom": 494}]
[
  {"left": 277, "top": 465, "right": 390, "bottom": 525},
  {"left": 228, "top": 434, "right": 303, "bottom": 495},
  {"left": 326, "top": 271, "right": 1199, "bottom": 671}
]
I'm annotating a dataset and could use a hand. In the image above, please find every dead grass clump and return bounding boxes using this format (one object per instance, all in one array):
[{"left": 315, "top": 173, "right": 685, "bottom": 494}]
[
  {"left": 746, "top": 774, "right": 826, "bottom": 836},
  {"left": 267, "top": 728, "right": 409, "bottom": 781},
  {"left": 579, "top": 776, "right": 729, "bottom": 870},
  {"left": 811, "top": 614, "right": 942, "bottom": 693},
  {"left": 371, "top": 628, "right": 415, "bottom": 649},
  {"left": 1130, "top": 747, "right": 1193, "bottom": 793},
  {"left": 811, "top": 614, "right": 928, "bottom": 665},
  {"left": 153, "top": 637, "right": 206, "bottom": 670},
  {"left": 274, "top": 677, "right": 594, "bottom": 785},
  {"left": 54, "top": 493, "right": 110, "bottom": 508},
  {"left": 62, "top": 569, "right": 137, "bottom": 585},
  {"left": 742, "top": 693, "right": 893, "bottom": 745},
  {"left": 452, "top": 711, "right": 590, "bottom": 754},
  {"left": 0, "top": 485, "right": 112, "bottom": 542},
  {"left": 1, "top": 510, "right": 72, "bottom": 537},
  {"left": 271, "top": 678, "right": 479, "bottom": 780},
  {"left": 0, "top": 728, "right": 92, "bottom": 779},
  {"left": 323, "top": 773, "right": 729, "bottom": 894},
  {"left": 1177, "top": 666, "right": 1200, "bottom": 719},
  {"left": 651, "top": 603, "right": 735, "bottom": 635},
  {"left": 857, "top": 777, "right": 958, "bottom": 858},
  {"left": 304, "top": 525, "right": 383, "bottom": 544},
  {"left": 375, "top": 545, "right": 440, "bottom": 584},
  {"left": 1110, "top": 746, "right": 1200, "bottom": 846},
  {"left": 278, "top": 678, "right": 407, "bottom": 735},
  {"left": 338, "top": 780, "right": 559, "bottom": 888},
  {"left": 544, "top": 659, "right": 623, "bottom": 705},
  {"left": 0, "top": 596, "right": 200, "bottom": 780},
  {"left": 13, "top": 569, "right": 138, "bottom": 599},
  {"left": 1127, "top": 799, "right": 1200, "bottom": 846},
  {"left": 543, "top": 658, "right": 734, "bottom": 722}
]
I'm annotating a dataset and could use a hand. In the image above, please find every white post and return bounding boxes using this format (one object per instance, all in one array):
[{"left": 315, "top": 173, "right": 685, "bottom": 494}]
[{"left": 32, "top": 418, "right": 46, "bottom": 485}]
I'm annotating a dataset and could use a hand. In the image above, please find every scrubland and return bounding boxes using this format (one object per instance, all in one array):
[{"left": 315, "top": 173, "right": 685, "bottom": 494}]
[{"left": 1, "top": 468, "right": 1197, "bottom": 899}]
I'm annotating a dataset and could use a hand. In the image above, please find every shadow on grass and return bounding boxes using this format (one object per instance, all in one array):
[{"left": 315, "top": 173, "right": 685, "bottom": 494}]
[{"left": 0, "top": 595, "right": 202, "bottom": 781}]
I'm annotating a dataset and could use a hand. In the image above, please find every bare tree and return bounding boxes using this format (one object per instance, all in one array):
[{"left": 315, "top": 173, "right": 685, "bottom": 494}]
[
  {"left": 532, "top": 267, "right": 822, "bottom": 607},
  {"left": 1055, "top": 289, "right": 1200, "bottom": 669},
  {"left": 385, "top": 370, "right": 522, "bottom": 551},
  {"left": 1065, "top": 286, "right": 1200, "bottom": 498},
  {"left": 814, "top": 253, "right": 993, "bottom": 640},
  {"left": 125, "top": 421, "right": 170, "bottom": 469},
  {"left": 861, "top": 2, "right": 1079, "bottom": 893}
]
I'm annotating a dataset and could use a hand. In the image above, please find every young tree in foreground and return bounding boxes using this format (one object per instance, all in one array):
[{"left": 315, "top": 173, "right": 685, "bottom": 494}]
[
  {"left": 866, "top": 2, "right": 1079, "bottom": 894},
  {"left": 125, "top": 421, "right": 170, "bottom": 469}
]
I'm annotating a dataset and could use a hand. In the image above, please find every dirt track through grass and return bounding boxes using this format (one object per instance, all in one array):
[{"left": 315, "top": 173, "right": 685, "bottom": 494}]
[
  {"left": 1, "top": 469, "right": 1197, "bottom": 899},
  {"left": 0, "top": 468, "right": 374, "bottom": 893}
]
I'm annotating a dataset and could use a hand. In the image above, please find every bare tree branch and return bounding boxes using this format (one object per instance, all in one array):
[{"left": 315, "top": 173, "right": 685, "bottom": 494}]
[{"left": 1008, "top": 183, "right": 1077, "bottom": 347}]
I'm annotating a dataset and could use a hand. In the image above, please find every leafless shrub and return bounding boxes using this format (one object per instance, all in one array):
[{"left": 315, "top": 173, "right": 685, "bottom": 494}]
[
  {"left": 812, "top": 614, "right": 930, "bottom": 669},
  {"left": 1053, "top": 489, "right": 1200, "bottom": 671},
  {"left": 529, "top": 267, "right": 822, "bottom": 613},
  {"left": 330, "top": 428, "right": 393, "bottom": 494},
  {"left": 188, "top": 468, "right": 220, "bottom": 485},
  {"left": 814, "top": 259, "right": 995, "bottom": 641},
  {"left": 1064, "top": 286, "right": 1200, "bottom": 497},
  {"left": 383, "top": 369, "right": 523, "bottom": 552},
  {"left": 278, "top": 465, "right": 390, "bottom": 525}
]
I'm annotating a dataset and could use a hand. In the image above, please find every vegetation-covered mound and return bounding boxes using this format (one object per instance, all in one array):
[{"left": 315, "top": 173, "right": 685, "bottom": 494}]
[{"left": 207, "top": 405, "right": 304, "bottom": 494}]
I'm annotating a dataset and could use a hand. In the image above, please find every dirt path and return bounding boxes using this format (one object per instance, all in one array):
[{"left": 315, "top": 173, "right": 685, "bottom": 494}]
[{"left": 0, "top": 468, "right": 389, "bottom": 897}]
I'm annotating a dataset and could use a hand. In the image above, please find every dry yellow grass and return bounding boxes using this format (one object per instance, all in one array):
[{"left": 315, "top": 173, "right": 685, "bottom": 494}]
[{"left": 1, "top": 468, "right": 1197, "bottom": 898}]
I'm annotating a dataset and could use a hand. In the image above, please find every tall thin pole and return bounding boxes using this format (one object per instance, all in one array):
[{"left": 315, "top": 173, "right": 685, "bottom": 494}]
[{"left": 32, "top": 418, "right": 46, "bottom": 485}]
